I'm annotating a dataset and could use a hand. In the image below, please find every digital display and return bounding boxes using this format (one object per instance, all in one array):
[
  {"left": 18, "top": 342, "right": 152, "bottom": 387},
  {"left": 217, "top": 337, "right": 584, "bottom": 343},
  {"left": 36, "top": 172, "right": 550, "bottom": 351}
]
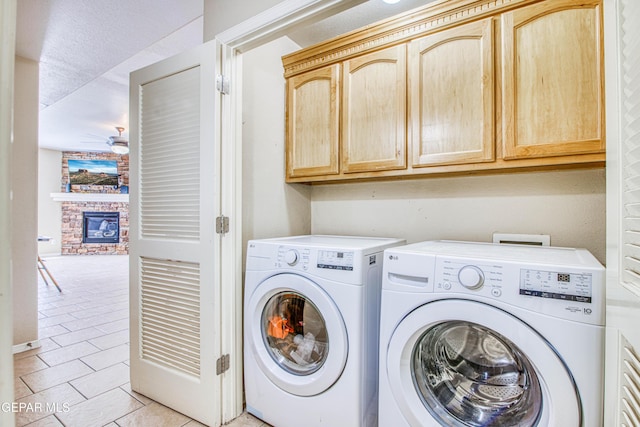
[
  {"left": 519, "top": 269, "right": 592, "bottom": 303},
  {"left": 317, "top": 250, "right": 354, "bottom": 271}
]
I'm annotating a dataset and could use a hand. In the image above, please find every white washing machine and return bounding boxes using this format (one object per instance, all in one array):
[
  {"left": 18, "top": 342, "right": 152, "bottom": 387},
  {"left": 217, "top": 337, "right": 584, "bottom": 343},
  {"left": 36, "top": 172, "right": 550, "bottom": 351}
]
[
  {"left": 379, "top": 241, "right": 605, "bottom": 427},
  {"left": 244, "top": 235, "right": 405, "bottom": 427}
]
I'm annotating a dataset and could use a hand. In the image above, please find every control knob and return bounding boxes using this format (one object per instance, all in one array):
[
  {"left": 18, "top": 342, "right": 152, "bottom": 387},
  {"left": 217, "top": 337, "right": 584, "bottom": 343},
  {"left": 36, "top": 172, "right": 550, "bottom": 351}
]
[
  {"left": 458, "top": 265, "right": 484, "bottom": 290},
  {"left": 284, "top": 249, "right": 299, "bottom": 266}
]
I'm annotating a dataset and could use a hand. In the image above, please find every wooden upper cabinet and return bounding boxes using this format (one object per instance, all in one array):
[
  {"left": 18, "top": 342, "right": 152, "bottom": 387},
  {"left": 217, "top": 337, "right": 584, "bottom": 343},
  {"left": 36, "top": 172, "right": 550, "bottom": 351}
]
[
  {"left": 342, "top": 45, "right": 407, "bottom": 173},
  {"left": 282, "top": 0, "right": 605, "bottom": 183},
  {"left": 409, "top": 18, "right": 495, "bottom": 167},
  {"left": 501, "top": 0, "right": 604, "bottom": 160},
  {"left": 286, "top": 64, "right": 340, "bottom": 178}
]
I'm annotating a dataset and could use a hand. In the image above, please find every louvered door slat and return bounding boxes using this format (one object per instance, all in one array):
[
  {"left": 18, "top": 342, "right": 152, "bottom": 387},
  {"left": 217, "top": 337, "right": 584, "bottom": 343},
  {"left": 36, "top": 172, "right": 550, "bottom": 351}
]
[
  {"left": 619, "top": 339, "right": 640, "bottom": 426},
  {"left": 142, "top": 329, "right": 200, "bottom": 352},
  {"left": 140, "top": 65, "right": 200, "bottom": 242},
  {"left": 142, "top": 293, "right": 200, "bottom": 312},
  {"left": 140, "top": 257, "right": 201, "bottom": 377},
  {"left": 621, "top": 0, "right": 640, "bottom": 296}
]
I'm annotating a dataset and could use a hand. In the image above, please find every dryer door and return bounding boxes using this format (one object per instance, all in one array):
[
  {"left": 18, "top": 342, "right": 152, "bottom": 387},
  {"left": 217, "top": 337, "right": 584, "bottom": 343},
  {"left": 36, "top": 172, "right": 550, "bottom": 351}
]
[
  {"left": 386, "top": 299, "right": 580, "bottom": 427},
  {"left": 247, "top": 273, "right": 348, "bottom": 396}
]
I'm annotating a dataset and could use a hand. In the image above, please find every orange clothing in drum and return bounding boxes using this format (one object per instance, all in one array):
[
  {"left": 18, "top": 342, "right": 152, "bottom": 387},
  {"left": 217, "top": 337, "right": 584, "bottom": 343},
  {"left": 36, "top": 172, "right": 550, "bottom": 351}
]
[{"left": 268, "top": 316, "right": 294, "bottom": 339}]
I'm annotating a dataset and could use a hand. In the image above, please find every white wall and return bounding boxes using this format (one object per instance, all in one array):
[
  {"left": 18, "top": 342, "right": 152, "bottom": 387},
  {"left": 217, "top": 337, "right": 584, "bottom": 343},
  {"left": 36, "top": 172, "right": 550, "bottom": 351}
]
[
  {"left": 311, "top": 169, "right": 606, "bottom": 264},
  {"left": 242, "top": 36, "right": 311, "bottom": 249},
  {"left": 203, "top": 0, "right": 282, "bottom": 41},
  {"left": 12, "top": 56, "right": 39, "bottom": 347},
  {"left": 38, "top": 148, "right": 62, "bottom": 255}
]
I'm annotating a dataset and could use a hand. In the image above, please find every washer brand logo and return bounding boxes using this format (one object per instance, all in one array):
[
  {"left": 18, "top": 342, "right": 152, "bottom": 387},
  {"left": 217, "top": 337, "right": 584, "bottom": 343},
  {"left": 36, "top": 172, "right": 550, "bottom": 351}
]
[
  {"left": 369, "top": 255, "right": 376, "bottom": 265},
  {"left": 388, "top": 255, "right": 398, "bottom": 261}
]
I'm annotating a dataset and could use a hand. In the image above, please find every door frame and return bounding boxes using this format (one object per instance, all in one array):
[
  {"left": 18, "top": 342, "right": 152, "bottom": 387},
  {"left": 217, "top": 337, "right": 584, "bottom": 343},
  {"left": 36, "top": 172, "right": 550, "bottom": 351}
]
[
  {"left": 215, "top": 0, "right": 366, "bottom": 421},
  {"left": 0, "top": 1, "right": 16, "bottom": 426}
]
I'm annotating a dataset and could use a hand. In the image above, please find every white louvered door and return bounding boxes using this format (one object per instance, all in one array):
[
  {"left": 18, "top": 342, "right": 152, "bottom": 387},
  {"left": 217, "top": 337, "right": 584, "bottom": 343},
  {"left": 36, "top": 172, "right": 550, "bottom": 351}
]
[
  {"left": 129, "top": 40, "right": 223, "bottom": 427},
  {"left": 605, "top": 0, "right": 640, "bottom": 425}
]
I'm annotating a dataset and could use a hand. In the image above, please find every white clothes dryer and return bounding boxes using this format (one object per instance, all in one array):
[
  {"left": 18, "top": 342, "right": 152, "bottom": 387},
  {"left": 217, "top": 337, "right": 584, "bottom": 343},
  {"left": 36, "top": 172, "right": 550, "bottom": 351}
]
[
  {"left": 379, "top": 241, "right": 605, "bottom": 427},
  {"left": 244, "top": 235, "right": 404, "bottom": 427}
]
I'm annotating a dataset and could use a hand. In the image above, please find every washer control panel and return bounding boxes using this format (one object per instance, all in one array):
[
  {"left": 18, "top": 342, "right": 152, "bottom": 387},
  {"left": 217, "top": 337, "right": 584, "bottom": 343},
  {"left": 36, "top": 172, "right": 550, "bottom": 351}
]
[
  {"left": 520, "top": 269, "right": 592, "bottom": 303},
  {"left": 383, "top": 241, "right": 605, "bottom": 325},
  {"left": 430, "top": 254, "right": 602, "bottom": 324},
  {"left": 435, "top": 258, "right": 504, "bottom": 297},
  {"left": 458, "top": 265, "right": 484, "bottom": 289}
]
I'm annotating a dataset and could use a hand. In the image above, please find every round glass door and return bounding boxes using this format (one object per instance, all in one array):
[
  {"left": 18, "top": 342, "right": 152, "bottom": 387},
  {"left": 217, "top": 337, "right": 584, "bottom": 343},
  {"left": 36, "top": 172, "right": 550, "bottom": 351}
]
[
  {"left": 412, "top": 321, "right": 542, "bottom": 426},
  {"left": 247, "top": 273, "right": 348, "bottom": 396},
  {"left": 261, "top": 291, "right": 329, "bottom": 375},
  {"left": 385, "top": 299, "right": 581, "bottom": 427}
]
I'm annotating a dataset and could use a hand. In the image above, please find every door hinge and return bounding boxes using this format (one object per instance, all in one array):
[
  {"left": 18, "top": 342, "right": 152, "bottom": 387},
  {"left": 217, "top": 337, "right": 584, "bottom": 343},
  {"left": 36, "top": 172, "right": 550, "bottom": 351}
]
[
  {"left": 216, "top": 215, "right": 229, "bottom": 235},
  {"left": 216, "top": 354, "right": 230, "bottom": 375},
  {"left": 216, "top": 74, "right": 230, "bottom": 95}
]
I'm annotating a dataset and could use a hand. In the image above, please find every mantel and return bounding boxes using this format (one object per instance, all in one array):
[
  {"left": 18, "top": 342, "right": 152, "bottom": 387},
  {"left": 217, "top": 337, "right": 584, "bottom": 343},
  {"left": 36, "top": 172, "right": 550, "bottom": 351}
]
[{"left": 50, "top": 192, "right": 129, "bottom": 203}]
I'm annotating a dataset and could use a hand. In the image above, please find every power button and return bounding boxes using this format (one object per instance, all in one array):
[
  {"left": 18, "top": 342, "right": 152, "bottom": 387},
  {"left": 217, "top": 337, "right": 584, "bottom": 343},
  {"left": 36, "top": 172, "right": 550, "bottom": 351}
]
[{"left": 491, "top": 288, "right": 502, "bottom": 297}]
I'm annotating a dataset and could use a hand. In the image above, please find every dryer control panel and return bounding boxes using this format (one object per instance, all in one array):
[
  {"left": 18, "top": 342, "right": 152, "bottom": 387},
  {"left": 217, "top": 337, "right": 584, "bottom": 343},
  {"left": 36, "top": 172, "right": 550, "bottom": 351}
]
[
  {"left": 276, "top": 247, "right": 311, "bottom": 269},
  {"left": 317, "top": 250, "right": 355, "bottom": 271},
  {"left": 247, "top": 236, "right": 405, "bottom": 285},
  {"left": 274, "top": 246, "right": 357, "bottom": 271}
]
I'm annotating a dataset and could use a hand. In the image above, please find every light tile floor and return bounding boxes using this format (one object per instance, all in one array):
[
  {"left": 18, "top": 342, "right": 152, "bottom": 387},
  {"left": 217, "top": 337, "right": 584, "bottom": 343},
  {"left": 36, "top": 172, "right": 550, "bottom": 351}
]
[{"left": 14, "top": 255, "right": 268, "bottom": 427}]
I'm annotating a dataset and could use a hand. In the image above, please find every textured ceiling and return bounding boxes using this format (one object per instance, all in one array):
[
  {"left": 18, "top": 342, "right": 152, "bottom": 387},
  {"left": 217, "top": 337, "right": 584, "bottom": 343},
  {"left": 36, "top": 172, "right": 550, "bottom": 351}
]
[
  {"left": 15, "top": 0, "right": 433, "bottom": 153},
  {"left": 16, "top": 0, "right": 204, "bottom": 152}
]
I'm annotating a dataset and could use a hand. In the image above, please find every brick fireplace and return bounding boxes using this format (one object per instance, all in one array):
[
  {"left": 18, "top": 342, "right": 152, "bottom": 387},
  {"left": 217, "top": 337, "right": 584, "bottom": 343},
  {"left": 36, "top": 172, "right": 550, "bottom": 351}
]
[
  {"left": 83, "top": 211, "right": 120, "bottom": 244},
  {"left": 61, "top": 201, "right": 128, "bottom": 255},
  {"left": 56, "top": 152, "right": 129, "bottom": 255}
]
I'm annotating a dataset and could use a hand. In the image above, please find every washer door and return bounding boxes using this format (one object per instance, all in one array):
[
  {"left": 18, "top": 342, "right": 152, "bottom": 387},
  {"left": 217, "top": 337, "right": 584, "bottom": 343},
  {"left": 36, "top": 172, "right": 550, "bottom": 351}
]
[
  {"left": 247, "top": 273, "right": 348, "bottom": 396},
  {"left": 386, "top": 299, "right": 580, "bottom": 427}
]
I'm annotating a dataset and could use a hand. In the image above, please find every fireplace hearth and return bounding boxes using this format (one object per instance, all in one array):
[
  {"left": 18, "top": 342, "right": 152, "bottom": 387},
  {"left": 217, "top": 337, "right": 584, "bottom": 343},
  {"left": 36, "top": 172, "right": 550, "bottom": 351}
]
[{"left": 83, "top": 212, "right": 120, "bottom": 244}]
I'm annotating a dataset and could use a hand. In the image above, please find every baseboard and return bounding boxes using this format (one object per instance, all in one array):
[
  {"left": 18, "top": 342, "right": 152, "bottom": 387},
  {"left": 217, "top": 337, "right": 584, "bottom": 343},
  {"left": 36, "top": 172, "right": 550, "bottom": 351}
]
[{"left": 13, "top": 340, "right": 41, "bottom": 354}]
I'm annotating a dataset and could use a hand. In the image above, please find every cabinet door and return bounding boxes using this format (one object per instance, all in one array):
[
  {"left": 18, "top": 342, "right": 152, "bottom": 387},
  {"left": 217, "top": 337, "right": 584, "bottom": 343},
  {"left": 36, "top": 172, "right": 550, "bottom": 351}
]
[
  {"left": 286, "top": 64, "right": 340, "bottom": 178},
  {"left": 410, "top": 18, "right": 495, "bottom": 167},
  {"left": 502, "top": 0, "right": 604, "bottom": 159},
  {"left": 342, "top": 45, "right": 406, "bottom": 173}
]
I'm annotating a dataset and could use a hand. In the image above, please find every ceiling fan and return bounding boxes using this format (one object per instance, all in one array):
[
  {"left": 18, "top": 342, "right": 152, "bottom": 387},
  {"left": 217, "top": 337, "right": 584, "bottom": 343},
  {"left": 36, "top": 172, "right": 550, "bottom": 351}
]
[{"left": 106, "top": 127, "right": 129, "bottom": 154}]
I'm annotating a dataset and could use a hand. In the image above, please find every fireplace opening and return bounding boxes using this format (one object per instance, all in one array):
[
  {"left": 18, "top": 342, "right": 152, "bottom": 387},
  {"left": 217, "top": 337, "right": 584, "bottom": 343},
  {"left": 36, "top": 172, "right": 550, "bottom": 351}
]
[{"left": 83, "top": 212, "right": 120, "bottom": 244}]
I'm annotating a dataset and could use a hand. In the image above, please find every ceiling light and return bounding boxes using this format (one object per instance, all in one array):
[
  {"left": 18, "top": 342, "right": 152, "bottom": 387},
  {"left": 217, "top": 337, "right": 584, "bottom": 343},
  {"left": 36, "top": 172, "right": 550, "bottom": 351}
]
[
  {"left": 382, "top": 0, "right": 401, "bottom": 4},
  {"left": 107, "top": 127, "right": 129, "bottom": 154}
]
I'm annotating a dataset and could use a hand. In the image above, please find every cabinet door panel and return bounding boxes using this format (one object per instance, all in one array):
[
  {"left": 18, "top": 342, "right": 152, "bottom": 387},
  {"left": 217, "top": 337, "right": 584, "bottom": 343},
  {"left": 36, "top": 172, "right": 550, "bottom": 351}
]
[
  {"left": 502, "top": 0, "right": 604, "bottom": 159},
  {"left": 410, "top": 18, "right": 494, "bottom": 167},
  {"left": 286, "top": 65, "right": 340, "bottom": 178},
  {"left": 342, "top": 45, "right": 406, "bottom": 173}
]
